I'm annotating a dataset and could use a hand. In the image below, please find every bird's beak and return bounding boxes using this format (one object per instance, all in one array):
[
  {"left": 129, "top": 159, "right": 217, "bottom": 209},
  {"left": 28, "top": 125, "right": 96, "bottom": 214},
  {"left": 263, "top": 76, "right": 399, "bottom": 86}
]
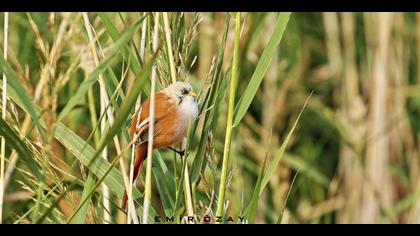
[{"left": 188, "top": 91, "right": 197, "bottom": 98}]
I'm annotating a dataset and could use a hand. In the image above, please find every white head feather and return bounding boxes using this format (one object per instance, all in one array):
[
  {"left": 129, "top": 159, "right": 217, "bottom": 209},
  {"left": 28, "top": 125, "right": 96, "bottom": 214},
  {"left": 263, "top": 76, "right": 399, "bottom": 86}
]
[{"left": 163, "top": 81, "right": 198, "bottom": 121}]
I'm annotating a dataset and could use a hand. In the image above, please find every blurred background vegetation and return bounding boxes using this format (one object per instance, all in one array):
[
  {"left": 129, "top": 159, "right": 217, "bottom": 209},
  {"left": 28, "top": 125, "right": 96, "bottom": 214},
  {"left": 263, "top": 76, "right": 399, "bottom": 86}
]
[{"left": 1, "top": 12, "right": 420, "bottom": 224}]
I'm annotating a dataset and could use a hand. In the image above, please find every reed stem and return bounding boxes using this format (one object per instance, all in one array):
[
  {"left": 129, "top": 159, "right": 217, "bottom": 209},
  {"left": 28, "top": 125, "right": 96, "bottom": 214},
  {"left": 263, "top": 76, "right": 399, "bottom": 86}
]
[
  {"left": 143, "top": 12, "right": 160, "bottom": 224},
  {"left": 215, "top": 12, "right": 241, "bottom": 220}
]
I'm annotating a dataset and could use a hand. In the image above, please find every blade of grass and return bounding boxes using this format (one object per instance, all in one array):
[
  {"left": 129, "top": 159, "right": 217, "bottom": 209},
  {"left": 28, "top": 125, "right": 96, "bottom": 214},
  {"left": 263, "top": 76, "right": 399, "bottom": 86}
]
[
  {"left": 105, "top": 68, "right": 126, "bottom": 108},
  {"left": 152, "top": 151, "right": 175, "bottom": 217},
  {"left": 260, "top": 91, "right": 312, "bottom": 193},
  {"left": 73, "top": 171, "right": 96, "bottom": 224},
  {"left": 246, "top": 144, "right": 268, "bottom": 224},
  {"left": 233, "top": 12, "right": 291, "bottom": 127},
  {"left": 277, "top": 170, "right": 300, "bottom": 224},
  {"left": 216, "top": 12, "right": 241, "bottom": 220},
  {"left": 240, "top": 132, "right": 272, "bottom": 223},
  {"left": 183, "top": 119, "right": 195, "bottom": 222}
]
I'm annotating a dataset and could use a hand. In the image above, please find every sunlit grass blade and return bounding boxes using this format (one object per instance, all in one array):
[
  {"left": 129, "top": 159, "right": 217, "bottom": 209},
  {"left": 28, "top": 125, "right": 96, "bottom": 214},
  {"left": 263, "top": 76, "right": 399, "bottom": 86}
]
[{"left": 233, "top": 12, "right": 291, "bottom": 127}]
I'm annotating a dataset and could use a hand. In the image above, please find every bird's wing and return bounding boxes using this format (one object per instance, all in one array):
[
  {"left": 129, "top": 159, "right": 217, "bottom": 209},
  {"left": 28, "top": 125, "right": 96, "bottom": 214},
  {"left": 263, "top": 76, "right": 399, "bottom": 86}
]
[
  {"left": 133, "top": 118, "right": 163, "bottom": 146},
  {"left": 130, "top": 92, "right": 174, "bottom": 145}
]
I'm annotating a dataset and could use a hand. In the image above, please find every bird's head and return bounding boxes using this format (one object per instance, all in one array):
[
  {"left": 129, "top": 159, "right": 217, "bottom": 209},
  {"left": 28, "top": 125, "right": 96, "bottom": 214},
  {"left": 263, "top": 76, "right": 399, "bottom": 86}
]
[{"left": 163, "top": 81, "right": 197, "bottom": 104}]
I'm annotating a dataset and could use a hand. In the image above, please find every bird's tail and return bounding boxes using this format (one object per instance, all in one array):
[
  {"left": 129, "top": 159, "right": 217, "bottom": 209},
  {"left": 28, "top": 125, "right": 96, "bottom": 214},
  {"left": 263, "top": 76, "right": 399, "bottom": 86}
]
[{"left": 121, "top": 143, "right": 147, "bottom": 211}]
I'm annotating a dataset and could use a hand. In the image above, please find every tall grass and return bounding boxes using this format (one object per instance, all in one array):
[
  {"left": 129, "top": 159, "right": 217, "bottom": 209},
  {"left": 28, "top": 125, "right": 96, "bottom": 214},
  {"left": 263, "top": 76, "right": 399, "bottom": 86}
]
[{"left": 2, "top": 12, "right": 420, "bottom": 224}]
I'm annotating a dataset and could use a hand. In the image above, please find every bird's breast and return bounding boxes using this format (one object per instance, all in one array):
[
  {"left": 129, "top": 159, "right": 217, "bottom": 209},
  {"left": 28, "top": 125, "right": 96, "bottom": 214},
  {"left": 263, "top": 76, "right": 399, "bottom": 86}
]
[{"left": 173, "top": 98, "right": 198, "bottom": 142}]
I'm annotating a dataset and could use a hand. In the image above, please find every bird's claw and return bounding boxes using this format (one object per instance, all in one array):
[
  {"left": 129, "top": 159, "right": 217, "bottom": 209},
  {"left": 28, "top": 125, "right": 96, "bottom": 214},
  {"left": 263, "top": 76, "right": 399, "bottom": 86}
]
[
  {"left": 178, "top": 149, "right": 185, "bottom": 157},
  {"left": 167, "top": 146, "right": 186, "bottom": 157}
]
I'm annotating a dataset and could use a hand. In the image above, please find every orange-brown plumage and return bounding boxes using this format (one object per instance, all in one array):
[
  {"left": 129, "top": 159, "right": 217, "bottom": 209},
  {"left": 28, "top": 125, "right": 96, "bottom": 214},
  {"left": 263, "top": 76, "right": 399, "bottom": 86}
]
[{"left": 121, "top": 82, "right": 198, "bottom": 210}]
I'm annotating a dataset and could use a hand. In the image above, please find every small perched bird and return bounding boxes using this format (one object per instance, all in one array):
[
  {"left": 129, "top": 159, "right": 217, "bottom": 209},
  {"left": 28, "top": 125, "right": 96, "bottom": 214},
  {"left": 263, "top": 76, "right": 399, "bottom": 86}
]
[{"left": 121, "top": 81, "right": 198, "bottom": 210}]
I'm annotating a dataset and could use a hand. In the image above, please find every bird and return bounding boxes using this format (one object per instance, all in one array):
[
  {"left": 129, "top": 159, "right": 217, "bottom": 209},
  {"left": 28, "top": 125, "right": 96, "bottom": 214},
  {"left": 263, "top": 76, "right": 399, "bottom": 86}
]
[{"left": 121, "top": 81, "right": 199, "bottom": 210}]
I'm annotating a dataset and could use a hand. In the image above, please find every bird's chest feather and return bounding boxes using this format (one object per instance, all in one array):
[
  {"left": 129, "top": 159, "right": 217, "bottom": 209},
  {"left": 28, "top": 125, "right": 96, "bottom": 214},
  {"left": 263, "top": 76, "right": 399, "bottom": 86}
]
[{"left": 172, "top": 98, "right": 198, "bottom": 143}]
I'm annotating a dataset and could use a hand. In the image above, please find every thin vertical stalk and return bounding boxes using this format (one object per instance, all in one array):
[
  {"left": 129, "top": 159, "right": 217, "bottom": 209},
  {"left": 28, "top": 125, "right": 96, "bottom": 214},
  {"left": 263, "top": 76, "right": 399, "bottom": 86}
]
[
  {"left": 143, "top": 12, "right": 160, "bottom": 224},
  {"left": 184, "top": 164, "right": 194, "bottom": 219},
  {"left": 183, "top": 120, "right": 195, "bottom": 223},
  {"left": 163, "top": 12, "right": 177, "bottom": 84},
  {"left": 0, "top": 12, "right": 9, "bottom": 224},
  {"left": 127, "top": 13, "right": 150, "bottom": 225},
  {"left": 139, "top": 13, "right": 148, "bottom": 61},
  {"left": 99, "top": 89, "right": 111, "bottom": 224},
  {"left": 162, "top": 11, "right": 180, "bottom": 193},
  {"left": 127, "top": 122, "right": 139, "bottom": 224},
  {"left": 216, "top": 12, "right": 241, "bottom": 220}
]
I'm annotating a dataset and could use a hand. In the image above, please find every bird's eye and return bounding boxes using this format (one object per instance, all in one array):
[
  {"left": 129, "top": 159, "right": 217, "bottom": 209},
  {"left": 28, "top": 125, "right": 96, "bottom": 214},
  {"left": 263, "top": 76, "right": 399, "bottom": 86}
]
[{"left": 181, "top": 89, "right": 188, "bottom": 95}]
